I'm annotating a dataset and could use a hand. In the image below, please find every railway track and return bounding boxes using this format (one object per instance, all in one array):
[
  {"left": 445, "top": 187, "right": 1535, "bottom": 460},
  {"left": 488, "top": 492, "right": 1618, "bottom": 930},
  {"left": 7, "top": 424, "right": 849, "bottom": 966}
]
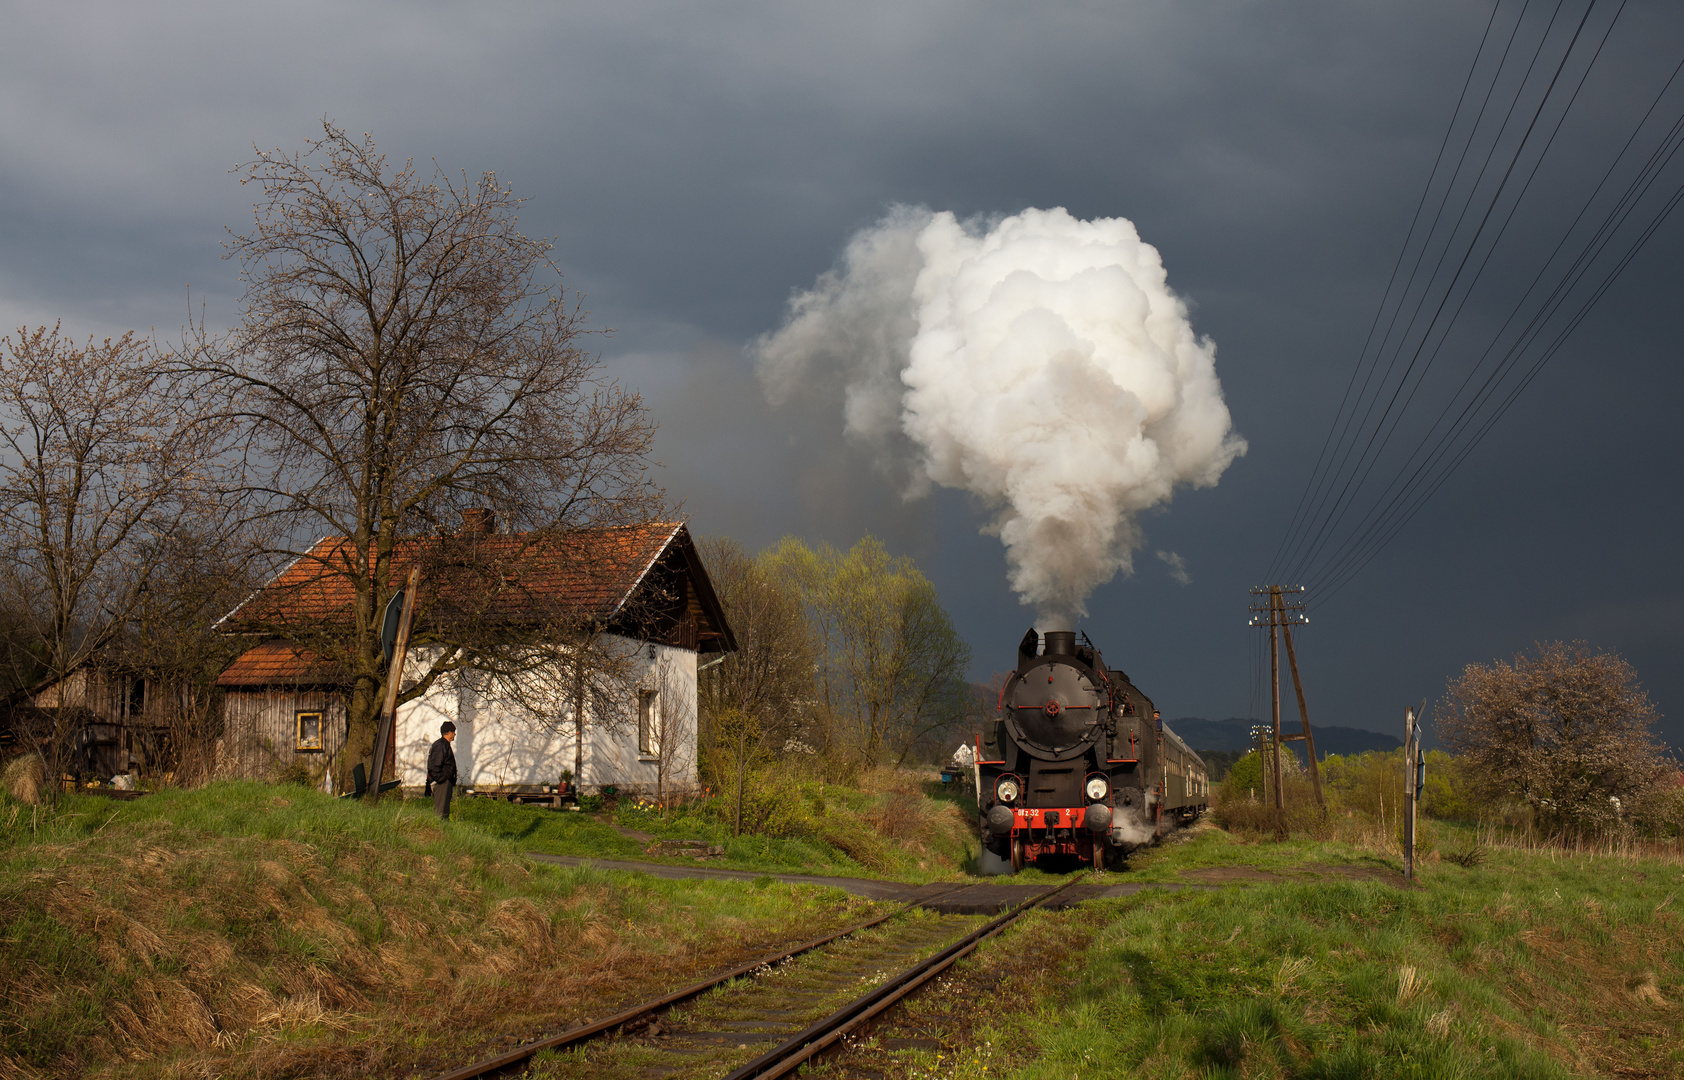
[{"left": 431, "top": 875, "right": 1083, "bottom": 1080}]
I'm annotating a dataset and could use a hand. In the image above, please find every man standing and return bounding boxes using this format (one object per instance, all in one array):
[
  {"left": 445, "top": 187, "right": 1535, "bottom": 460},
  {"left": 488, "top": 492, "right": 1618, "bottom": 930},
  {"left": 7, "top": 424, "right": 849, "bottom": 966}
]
[{"left": 427, "top": 721, "right": 459, "bottom": 820}]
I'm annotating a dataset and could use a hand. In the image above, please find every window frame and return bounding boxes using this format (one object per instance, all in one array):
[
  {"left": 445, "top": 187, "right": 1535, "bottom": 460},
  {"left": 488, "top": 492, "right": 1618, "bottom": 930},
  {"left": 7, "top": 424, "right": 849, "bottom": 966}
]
[
  {"left": 295, "top": 710, "right": 325, "bottom": 753},
  {"left": 637, "top": 689, "right": 657, "bottom": 757}
]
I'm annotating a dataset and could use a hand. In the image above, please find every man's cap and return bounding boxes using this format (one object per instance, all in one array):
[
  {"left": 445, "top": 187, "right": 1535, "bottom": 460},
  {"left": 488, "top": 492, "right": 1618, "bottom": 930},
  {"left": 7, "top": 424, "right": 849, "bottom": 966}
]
[{"left": 441, "top": 721, "right": 456, "bottom": 733}]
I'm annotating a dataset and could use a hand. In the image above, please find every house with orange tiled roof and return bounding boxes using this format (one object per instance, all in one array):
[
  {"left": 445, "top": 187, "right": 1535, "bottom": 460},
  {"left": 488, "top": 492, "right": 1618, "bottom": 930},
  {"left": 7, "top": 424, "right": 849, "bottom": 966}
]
[{"left": 213, "top": 516, "right": 735, "bottom": 799}]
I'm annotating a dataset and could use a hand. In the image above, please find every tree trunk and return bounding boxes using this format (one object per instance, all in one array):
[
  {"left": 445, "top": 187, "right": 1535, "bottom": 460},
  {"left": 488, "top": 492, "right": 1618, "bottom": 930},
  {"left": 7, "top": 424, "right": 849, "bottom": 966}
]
[
  {"left": 343, "top": 676, "right": 382, "bottom": 791},
  {"left": 733, "top": 725, "right": 748, "bottom": 837}
]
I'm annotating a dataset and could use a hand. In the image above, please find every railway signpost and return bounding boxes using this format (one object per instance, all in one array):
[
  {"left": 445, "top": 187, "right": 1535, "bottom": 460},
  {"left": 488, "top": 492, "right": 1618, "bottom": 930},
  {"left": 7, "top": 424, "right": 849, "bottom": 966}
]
[
  {"left": 1403, "top": 703, "right": 1426, "bottom": 881},
  {"left": 367, "top": 565, "right": 421, "bottom": 804}
]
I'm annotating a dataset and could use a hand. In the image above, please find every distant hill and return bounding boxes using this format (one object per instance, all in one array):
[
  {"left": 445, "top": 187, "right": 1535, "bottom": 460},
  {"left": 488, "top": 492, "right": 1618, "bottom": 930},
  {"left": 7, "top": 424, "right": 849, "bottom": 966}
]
[{"left": 1165, "top": 717, "right": 1402, "bottom": 760}]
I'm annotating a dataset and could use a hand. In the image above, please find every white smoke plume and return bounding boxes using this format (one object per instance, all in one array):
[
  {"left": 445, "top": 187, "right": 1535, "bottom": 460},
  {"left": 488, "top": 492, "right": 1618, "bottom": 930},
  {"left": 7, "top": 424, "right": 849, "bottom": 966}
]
[
  {"left": 757, "top": 206, "right": 1245, "bottom": 623},
  {"left": 1157, "top": 550, "right": 1192, "bottom": 586}
]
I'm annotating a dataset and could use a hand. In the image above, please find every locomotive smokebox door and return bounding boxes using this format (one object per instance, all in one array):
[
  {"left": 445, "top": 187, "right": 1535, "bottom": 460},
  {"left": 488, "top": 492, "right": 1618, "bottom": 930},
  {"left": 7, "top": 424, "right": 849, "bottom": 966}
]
[{"left": 1005, "top": 660, "right": 1101, "bottom": 762}]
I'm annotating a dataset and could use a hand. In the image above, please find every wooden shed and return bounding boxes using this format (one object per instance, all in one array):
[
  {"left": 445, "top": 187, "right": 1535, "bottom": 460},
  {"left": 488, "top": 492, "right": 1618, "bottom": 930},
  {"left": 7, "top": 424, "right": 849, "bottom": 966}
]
[
  {"left": 214, "top": 642, "right": 349, "bottom": 788},
  {"left": 18, "top": 664, "right": 186, "bottom": 781}
]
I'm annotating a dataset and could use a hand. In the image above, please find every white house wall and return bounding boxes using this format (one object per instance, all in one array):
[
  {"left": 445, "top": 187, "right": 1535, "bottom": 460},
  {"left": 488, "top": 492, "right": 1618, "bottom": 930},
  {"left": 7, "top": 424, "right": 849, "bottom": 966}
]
[{"left": 393, "top": 638, "right": 699, "bottom": 794}]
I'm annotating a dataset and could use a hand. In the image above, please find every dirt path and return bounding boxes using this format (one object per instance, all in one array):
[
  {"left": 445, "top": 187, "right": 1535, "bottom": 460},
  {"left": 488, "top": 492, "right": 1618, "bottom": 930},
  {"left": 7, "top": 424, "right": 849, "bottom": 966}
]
[{"left": 524, "top": 852, "right": 1210, "bottom": 912}]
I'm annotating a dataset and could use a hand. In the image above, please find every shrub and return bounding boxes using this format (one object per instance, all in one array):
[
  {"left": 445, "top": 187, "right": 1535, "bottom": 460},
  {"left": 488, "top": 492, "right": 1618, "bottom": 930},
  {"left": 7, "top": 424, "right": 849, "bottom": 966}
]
[
  {"left": 1219, "top": 750, "right": 1266, "bottom": 803},
  {"left": 1214, "top": 771, "right": 1331, "bottom": 839},
  {"left": 1439, "top": 641, "right": 1669, "bottom": 837},
  {"left": 1443, "top": 846, "right": 1485, "bottom": 867},
  {"left": 274, "top": 759, "right": 315, "bottom": 787},
  {"left": 1630, "top": 778, "right": 1684, "bottom": 838}
]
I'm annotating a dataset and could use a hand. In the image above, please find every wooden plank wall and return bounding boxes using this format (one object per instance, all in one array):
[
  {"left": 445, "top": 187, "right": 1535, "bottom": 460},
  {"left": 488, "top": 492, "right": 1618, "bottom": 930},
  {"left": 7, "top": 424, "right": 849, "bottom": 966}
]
[{"left": 217, "top": 689, "right": 347, "bottom": 788}]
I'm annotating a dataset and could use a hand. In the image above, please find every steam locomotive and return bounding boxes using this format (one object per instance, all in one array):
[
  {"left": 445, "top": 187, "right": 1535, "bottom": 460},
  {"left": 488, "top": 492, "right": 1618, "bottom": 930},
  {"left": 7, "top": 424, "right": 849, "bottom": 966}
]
[{"left": 977, "top": 628, "right": 1208, "bottom": 871}]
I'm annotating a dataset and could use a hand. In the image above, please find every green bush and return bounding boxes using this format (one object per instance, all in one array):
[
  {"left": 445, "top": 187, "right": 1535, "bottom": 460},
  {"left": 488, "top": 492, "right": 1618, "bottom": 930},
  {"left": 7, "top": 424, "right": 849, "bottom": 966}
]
[
  {"left": 1219, "top": 750, "right": 1265, "bottom": 802},
  {"left": 1418, "top": 750, "right": 1486, "bottom": 821}
]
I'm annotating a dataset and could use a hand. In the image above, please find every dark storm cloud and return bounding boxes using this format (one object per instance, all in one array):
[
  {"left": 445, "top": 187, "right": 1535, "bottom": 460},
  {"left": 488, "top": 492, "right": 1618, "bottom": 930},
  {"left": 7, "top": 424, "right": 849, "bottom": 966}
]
[{"left": 3, "top": 1, "right": 1681, "bottom": 748}]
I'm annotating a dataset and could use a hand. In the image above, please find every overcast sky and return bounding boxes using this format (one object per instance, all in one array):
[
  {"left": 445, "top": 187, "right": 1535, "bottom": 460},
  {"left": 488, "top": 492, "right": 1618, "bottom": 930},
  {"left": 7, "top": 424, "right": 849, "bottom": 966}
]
[{"left": 4, "top": 1, "right": 1681, "bottom": 748}]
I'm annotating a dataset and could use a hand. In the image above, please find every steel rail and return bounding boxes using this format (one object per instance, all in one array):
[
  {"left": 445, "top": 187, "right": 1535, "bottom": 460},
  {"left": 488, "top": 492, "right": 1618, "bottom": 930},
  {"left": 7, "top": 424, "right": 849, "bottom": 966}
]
[
  {"left": 719, "top": 875, "right": 1086, "bottom": 1080},
  {"left": 427, "top": 885, "right": 965, "bottom": 1080}
]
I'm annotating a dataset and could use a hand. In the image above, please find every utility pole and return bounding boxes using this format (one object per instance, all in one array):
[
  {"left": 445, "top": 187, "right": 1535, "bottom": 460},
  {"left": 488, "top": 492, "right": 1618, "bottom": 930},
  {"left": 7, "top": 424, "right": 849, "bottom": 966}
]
[
  {"left": 1252, "top": 589, "right": 1313, "bottom": 808},
  {"left": 1248, "top": 586, "right": 1323, "bottom": 813},
  {"left": 1268, "top": 596, "right": 1283, "bottom": 810}
]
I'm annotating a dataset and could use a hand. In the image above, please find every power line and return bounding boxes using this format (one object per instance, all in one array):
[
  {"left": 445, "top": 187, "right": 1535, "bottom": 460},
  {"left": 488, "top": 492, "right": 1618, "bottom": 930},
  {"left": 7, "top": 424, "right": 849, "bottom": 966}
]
[
  {"left": 1265, "top": 0, "right": 1684, "bottom": 607},
  {"left": 1293, "top": 0, "right": 1638, "bottom": 589},
  {"left": 1281, "top": 0, "right": 1606, "bottom": 587},
  {"left": 1265, "top": 0, "right": 1515, "bottom": 582},
  {"left": 1316, "top": 151, "right": 1684, "bottom": 607},
  {"left": 1309, "top": 24, "right": 1684, "bottom": 601}
]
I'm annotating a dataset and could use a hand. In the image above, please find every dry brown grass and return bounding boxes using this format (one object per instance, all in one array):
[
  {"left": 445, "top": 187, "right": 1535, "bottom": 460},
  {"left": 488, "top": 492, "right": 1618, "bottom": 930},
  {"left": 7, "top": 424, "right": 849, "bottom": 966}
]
[
  {"left": 1470, "top": 820, "right": 1684, "bottom": 863},
  {"left": 840, "top": 766, "right": 976, "bottom": 873},
  {"left": 1, "top": 756, "right": 44, "bottom": 806},
  {"left": 0, "top": 785, "right": 878, "bottom": 1079}
]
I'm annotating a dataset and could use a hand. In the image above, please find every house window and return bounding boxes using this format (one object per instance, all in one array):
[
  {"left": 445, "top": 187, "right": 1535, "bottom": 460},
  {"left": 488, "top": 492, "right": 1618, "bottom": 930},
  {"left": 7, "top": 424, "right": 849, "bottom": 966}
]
[
  {"left": 637, "top": 690, "right": 656, "bottom": 756},
  {"left": 295, "top": 711, "right": 325, "bottom": 752}
]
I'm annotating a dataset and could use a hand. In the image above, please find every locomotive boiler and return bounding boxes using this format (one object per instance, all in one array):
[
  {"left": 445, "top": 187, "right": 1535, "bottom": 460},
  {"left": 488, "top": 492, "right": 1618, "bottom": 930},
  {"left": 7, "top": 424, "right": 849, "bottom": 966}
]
[{"left": 977, "top": 628, "right": 1208, "bottom": 871}]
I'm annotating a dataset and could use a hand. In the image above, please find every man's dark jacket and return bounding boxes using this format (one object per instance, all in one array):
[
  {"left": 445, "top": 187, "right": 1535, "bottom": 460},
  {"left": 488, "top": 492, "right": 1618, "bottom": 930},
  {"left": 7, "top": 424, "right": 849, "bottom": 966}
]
[{"left": 427, "top": 737, "right": 458, "bottom": 789}]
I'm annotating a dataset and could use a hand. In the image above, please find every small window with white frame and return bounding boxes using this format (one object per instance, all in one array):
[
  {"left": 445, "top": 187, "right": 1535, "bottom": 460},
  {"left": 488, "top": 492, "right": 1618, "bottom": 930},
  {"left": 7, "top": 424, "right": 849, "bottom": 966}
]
[
  {"left": 295, "top": 711, "right": 325, "bottom": 752},
  {"left": 637, "top": 690, "right": 656, "bottom": 756}
]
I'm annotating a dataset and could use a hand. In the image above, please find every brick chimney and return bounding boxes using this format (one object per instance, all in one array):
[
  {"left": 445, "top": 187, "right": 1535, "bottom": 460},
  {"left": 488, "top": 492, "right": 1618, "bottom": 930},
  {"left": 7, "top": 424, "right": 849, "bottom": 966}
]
[{"left": 459, "top": 508, "right": 495, "bottom": 535}]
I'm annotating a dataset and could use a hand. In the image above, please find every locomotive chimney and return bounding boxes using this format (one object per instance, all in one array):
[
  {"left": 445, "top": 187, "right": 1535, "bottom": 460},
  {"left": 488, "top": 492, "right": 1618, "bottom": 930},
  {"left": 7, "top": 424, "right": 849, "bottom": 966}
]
[{"left": 1044, "top": 630, "right": 1076, "bottom": 657}]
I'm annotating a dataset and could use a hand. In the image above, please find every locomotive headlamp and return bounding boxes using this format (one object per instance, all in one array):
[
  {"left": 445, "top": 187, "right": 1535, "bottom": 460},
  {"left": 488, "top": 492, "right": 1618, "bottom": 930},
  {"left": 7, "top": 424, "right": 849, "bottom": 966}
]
[
  {"left": 1084, "top": 775, "right": 1110, "bottom": 802},
  {"left": 994, "top": 776, "right": 1021, "bottom": 804}
]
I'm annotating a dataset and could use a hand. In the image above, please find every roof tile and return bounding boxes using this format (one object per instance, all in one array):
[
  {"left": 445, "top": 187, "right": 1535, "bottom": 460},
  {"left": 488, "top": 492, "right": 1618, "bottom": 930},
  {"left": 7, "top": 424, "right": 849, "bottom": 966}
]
[{"left": 220, "top": 523, "right": 681, "bottom": 630}]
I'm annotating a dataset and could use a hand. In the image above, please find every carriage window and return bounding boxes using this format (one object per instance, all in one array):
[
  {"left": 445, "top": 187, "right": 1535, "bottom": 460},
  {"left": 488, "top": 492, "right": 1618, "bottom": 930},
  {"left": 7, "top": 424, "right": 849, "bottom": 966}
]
[{"left": 295, "top": 711, "right": 324, "bottom": 752}]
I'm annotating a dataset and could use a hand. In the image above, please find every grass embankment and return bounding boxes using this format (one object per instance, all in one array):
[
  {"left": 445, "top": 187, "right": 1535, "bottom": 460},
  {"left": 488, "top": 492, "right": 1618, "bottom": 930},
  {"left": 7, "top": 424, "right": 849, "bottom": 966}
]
[
  {"left": 461, "top": 768, "right": 981, "bottom": 883},
  {"left": 860, "top": 824, "right": 1684, "bottom": 1080},
  {"left": 0, "top": 782, "right": 885, "bottom": 1080}
]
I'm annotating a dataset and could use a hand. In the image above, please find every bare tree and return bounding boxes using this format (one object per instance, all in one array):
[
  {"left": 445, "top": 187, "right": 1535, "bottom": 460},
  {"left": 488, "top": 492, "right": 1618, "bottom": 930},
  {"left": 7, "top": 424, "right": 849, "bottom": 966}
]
[
  {"left": 190, "top": 122, "right": 660, "bottom": 788},
  {"left": 1439, "top": 641, "right": 1670, "bottom": 835},
  {"left": 461, "top": 621, "right": 642, "bottom": 789},
  {"left": 113, "top": 524, "right": 266, "bottom": 785},
  {"left": 645, "top": 652, "right": 697, "bottom": 806},
  {"left": 0, "top": 325, "right": 223, "bottom": 779}
]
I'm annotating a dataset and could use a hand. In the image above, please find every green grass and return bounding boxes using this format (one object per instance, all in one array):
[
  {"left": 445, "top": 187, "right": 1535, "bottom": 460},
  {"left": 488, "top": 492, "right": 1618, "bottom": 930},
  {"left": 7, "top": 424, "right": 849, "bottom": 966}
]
[
  {"left": 456, "top": 772, "right": 982, "bottom": 883},
  {"left": 9, "top": 782, "right": 1681, "bottom": 1079},
  {"left": 969, "top": 826, "right": 1684, "bottom": 1079},
  {"left": 1116, "top": 823, "right": 1401, "bottom": 883},
  {"left": 457, "top": 796, "right": 876, "bottom": 876}
]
